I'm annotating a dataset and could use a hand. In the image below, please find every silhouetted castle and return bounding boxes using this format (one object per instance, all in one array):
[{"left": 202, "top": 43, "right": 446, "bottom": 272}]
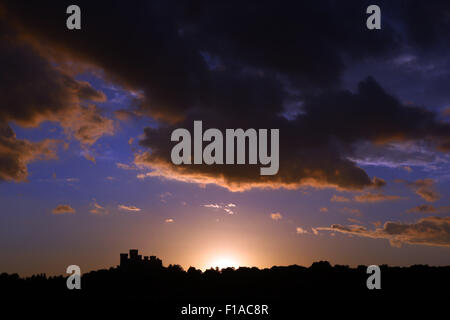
[
  {"left": 119, "top": 249, "right": 162, "bottom": 268},
  {"left": 1, "top": 249, "right": 449, "bottom": 302}
]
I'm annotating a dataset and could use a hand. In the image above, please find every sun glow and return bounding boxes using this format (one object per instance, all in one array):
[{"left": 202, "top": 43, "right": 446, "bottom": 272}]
[{"left": 206, "top": 256, "right": 240, "bottom": 270}]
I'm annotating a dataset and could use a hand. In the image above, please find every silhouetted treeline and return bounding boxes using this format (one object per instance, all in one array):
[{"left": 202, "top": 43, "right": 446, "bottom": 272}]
[{"left": 1, "top": 260, "right": 449, "bottom": 300}]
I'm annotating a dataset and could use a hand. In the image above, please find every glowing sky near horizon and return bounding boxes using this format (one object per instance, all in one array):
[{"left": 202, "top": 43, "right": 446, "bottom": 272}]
[{"left": 1, "top": 1, "right": 450, "bottom": 277}]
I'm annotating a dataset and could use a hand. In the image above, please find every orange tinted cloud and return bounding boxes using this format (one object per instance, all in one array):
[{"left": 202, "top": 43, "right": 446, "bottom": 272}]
[
  {"left": 270, "top": 212, "right": 282, "bottom": 220},
  {"left": 354, "top": 192, "right": 404, "bottom": 203},
  {"left": 118, "top": 204, "right": 141, "bottom": 212},
  {"left": 52, "top": 204, "right": 75, "bottom": 214},
  {"left": 3, "top": 2, "right": 450, "bottom": 192},
  {"left": 0, "top": 21, "right": 114, "bottom": 179},
  {"left": 396, "top": 178, "right": 440, "bottom": 202},
  {"left": 90, "top": 200, "right": 108, "bottom": 215},
  {"left": 296, "top": 227, "right": 308, "bottom": 234},
  {"left": 0, "top": 124, "right": 58, "bottom": 182},
  {"left": 134, "top": 152, "right": 376, "bottom": 192},
  {"left": 317, "top": 216, "right": 450, "bottom": 248}
]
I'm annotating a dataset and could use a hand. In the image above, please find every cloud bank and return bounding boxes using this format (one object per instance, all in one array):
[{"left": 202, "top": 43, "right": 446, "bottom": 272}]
[
  {"left": 317, "top": 217, "right": 450, "bottom": 247},
  {"left": 1, "top": 1, "right": 449, "bottom": 191}
]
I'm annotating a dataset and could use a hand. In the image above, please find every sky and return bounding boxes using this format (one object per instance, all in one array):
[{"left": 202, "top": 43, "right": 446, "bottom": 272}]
[{"left": 0, "top": 0, "right": 450, "bottom": 276}]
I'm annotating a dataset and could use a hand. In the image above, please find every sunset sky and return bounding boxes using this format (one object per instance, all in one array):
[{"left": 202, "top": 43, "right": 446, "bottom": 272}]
[{"left": 1, "top": 1, "right": 450, "bottom": 276}]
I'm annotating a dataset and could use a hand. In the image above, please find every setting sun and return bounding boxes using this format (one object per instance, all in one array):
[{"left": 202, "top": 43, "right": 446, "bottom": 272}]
[{"left": 206, "top": 256, "right": 240, "bottom": 270}]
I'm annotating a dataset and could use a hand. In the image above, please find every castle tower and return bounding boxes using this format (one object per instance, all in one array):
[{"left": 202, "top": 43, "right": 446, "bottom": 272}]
[
  {"left": 120, "top": 253, "right": 128, "bottom": 266},
  {"left": 129, "top": 249, "right": 139, "bottom": 260}
]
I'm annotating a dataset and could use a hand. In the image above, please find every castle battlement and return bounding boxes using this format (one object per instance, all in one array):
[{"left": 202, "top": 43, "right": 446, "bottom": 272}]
[{"left": 119, "top": 249, "right": 163, "bottom": 268}]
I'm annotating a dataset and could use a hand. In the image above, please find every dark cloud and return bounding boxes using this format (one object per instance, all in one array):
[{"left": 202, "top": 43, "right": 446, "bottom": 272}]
[
  {"left": 393, "top": 0, "right": 450, "bottom": 51},
  {"left": 317, "top": 216, "right": 450, "bottom": 248},
  {"left": 1, "top": 1, "right": 449, "bottom": 190},
  {"left": 4, "top": 0, "right": 449, "bottom": 118},
  {"left": 297, "top": 78, "right": 450, "bottom": 150},
  {"left": 0, "top": 1, "right": 402, "bottom": 119},
  {"left": 371, "top": 177, "right": 387, "bottom": 188},
  {"left": 0, "top": 21, "right": 106, "bottom": 128},
  {"left": 0, "top": 30, "right": 113, "bottom": 146},
  {"left": 0, "top": 17, "right": 114, "bottom": 180},
  {"left": 135, "top": 78, "right": 449, "bottom": 191},
  {"left": 0, "top": 123, "right": 58, "bottom": 181}
]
